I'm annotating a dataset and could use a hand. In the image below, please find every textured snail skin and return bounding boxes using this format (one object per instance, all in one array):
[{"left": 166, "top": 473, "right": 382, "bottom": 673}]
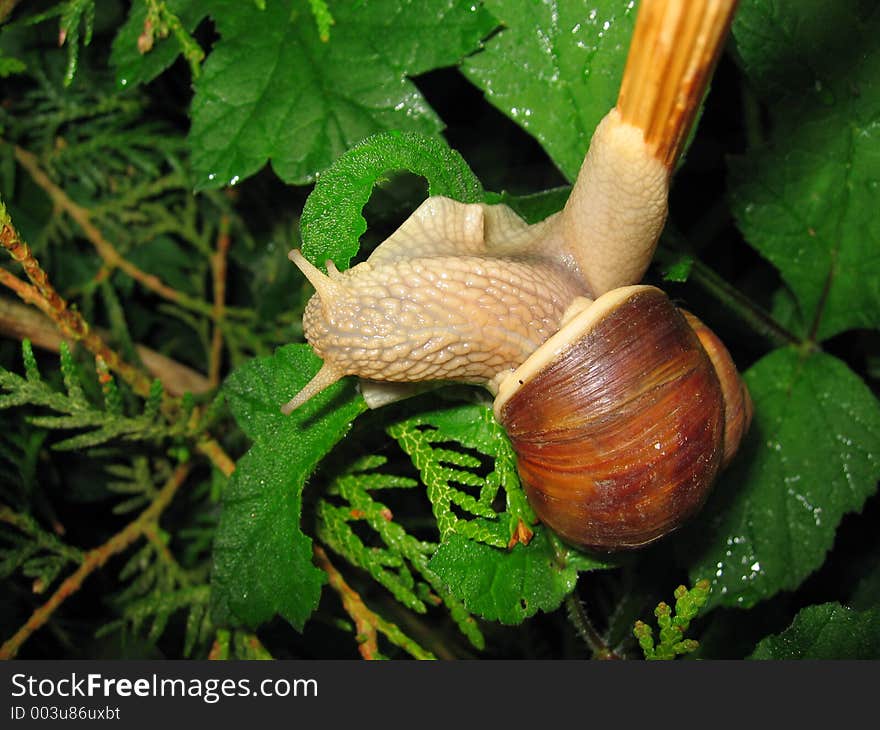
[
  {"left": 561, "top": 110, "right": 669, "bottom": 296},
  {"left": 494, "top": 286, "right": 727, "bottom": 551},
  {"left": 283, "top": 195, "right": 598, "bottom": 413},
  {"left": 300, "top": 253, "right": 583, "bottom": 386}
]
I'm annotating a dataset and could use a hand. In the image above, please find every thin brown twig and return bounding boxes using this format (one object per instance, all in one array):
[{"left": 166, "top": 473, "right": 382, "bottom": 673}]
[
  {"left": 565, "top": 592, "right": 621, "bottom": 660},
  {"left": 209, "top": 216, "right": 231, "bottom": 388},
  {"left": 12, "top": 145, "right": 234, "bottom": 322},
  {"left": 2, "top": 210, "right": 237, "bottom": 471},
  {"left": 0, "top": 268, "right": 44, "bottom": 307},
  {"left": 313, "top": 545, "right": 435, "bottom": 660},
  {"left": 313, "top": 545, "right": 382, "bottom": 659},
  {"left": 0, "top": 462, "right": 192, "bottom": 660},
  {"left": 0, "top": 218, "right": 156, "bottom": 399},
  {"left": 196, "top": 438, "right": 236, "bottom": 478}
]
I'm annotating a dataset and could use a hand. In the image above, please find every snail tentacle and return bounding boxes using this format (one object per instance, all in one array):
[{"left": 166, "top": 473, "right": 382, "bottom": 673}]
[
  {"left": 288, "top": 249, "right": 347, "bottom": 308},
  {"left": 280, "top": 360, "right": 344, "bottom": 415}
]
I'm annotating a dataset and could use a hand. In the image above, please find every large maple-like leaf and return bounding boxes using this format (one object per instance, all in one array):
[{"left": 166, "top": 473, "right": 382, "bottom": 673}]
[
  {"left": 730, "top": 0, "right": 880, "bottom": 341},
  {"left": 186, "top": 0, "right": 496, "bottom": 189}
]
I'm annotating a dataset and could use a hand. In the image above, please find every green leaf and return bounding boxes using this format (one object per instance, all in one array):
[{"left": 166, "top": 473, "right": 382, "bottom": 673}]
[
  {"left": 0, "top": 55, "right": 26, "bottom": 78},
  {"left": 849, "top": 547, "right": 880, "bottom": 611},
  {"left": 314, "top": 457, "right": 484, "bottom": 649},
  {"left": 730, "top": 0, "right": 880, "bottom": 341},
  {"left": 389, "top": 401, "right": 610, "bottom": 624},
  {"left": 749, "top": 602, "right": 880, "bottom": 659},
  {"left": 110, "top": 0, "right": 206, "bottom": 89},
  {"left": 388, "top": 403, "right": 533, "bottom": 548},
  {"left": 660, "top": 252, "right": 694, "bottom": 283},
  {"left": 59, "top": 0, "right": 96, "bottom": 86},
  {"left": 429, "top": 528, "right": 607, "bottom": 624},
  {"left": 487, "top": 186, "right": 570, "bottom": 224},
  {"left": 0, "top": 342, "right": 176, "bottom": 451},
  {"left": 300, "top": 131, "right": 483, "bottom": 271},
  {"left": 188, "top": 0, "right": 496, "bottom": 189},
  {"left": 211, "top": 344, "right": 367, "bottom": 630},
  {"left": 686, "top": 348, "right": 880, "bottom": 609},
  {"left": 463, "top": 0, "right": 637, "bottom": 182},
  {"left": 633, "top": 580, "right": 710, "bottom": 660}
]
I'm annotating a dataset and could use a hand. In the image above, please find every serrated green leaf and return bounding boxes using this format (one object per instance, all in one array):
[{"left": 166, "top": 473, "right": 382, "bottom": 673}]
[
  {"left": 730, "top": 0, "right": 880, "bottom": 341},
  {"left": 686, "top": 348, "right": 880, "bottom": 609},
  {"left": 188, "top": 0, "right": 496, "bottom": 189},
  {"left": 110, "top": 0, "right": 206, "bottom": 89},
  {"left": 211, "top": 344, "right": 367, "bottom": 631},
  {"left": 429, "top": 528, "right": 608, "bottom": 624},
  {"left": 300, "top": 131, "right": 483, "bottom": 271},
  {"left": 749, "top": 602, "right": 880, "bottom": 659},
  {"left": 463, "top": 0, "right": 637, "bottom": 182}
]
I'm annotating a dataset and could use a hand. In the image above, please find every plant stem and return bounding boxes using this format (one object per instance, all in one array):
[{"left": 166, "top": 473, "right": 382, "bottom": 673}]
[
  {"left": 314, "top": 545, "right": 435, "bottom": 660},
  {"left": 685, "top": 256, "right": 803, "bottom": 348},
  {"left": 144, "top": 0, "right": 205, "bottom": 78},
  {"left": 196, "top": 438, "right": 236, "bottom": 478},
  {"left": 0, "top": 462, "right": 191, "bottom": 659},
  {"left": 209, "top": 216, "right": 231, "bottom": 388},
  {"left": 565, "top": 592, "right": 620, "bottom": 660},
  {"left": 0, "top": 214, "right": 158, "bottom": 399}
]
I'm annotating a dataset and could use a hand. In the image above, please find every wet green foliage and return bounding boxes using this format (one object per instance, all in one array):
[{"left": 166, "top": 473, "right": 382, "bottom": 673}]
[{"left": 0, "top": 0, "right": 877, "bottom": 659}]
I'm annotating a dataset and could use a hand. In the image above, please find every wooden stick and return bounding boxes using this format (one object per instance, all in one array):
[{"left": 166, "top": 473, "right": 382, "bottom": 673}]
[{"left": 617, "top": 0, "right": 739, "bottom": 168}]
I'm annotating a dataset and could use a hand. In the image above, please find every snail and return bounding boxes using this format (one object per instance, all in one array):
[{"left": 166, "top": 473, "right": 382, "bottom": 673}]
[{"left": 282, "top": 0, "right": 751, "bottom": 551}]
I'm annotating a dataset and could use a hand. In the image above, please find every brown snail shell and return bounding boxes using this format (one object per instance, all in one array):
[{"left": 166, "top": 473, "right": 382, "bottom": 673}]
[
  {"left": 681, "top": 310, "right": 753, "bottom": 468},
  {"left": 493, "top": 285, "right": 748, "bottom": 551}
]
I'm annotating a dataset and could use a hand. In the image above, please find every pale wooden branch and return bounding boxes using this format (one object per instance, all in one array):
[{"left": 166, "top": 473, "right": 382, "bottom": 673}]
[
  {"left": 617, "top": 0, "right": 739, "bottom": 168},
  {"left": 0, "top": 296, "right": 211, "bottom": 396}
]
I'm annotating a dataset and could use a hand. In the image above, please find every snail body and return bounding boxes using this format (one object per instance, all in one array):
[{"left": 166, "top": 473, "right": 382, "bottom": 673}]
[
  {"left": 282, "top": 0, "right": 747, "bottom": 551},
  {"left": 284, "top": 197, "right": 586, "bottom": 413}
]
